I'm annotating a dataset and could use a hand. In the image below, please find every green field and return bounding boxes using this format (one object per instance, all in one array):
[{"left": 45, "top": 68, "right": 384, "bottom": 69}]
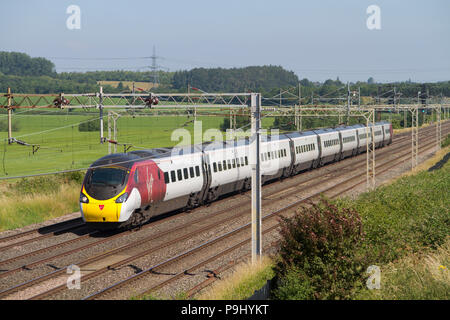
[
  {"left": 0, "top": 110, "right": 276, "bottom": 178},
  {"left": 0, "top": 107, "right": 437, "bottom": 179}
]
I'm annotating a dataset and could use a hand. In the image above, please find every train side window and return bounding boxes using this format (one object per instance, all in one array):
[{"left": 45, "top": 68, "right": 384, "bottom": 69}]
[
  {"left": 245, "top": 156, "right": 248, "bottom": 165},
  {"left": 164, "top": 172, "right": 169, "bottom": 184},
  {"left": 218, "top": 162, "right": 222, "bottom": 171},
  {"left": 195, "top": 166, "right": 200, "bottom": 176},
  {"left": 223, "top": 160, "right": 227, "bottom": 170},
  {"left": 236, "top": 158, "right": 240, "bottom": 167},
  {"left": 177, "top": 169, "right": 182, "bottom": 181},
  {"left": 213, "top": 162, "right": 217, "bottom": 172},
  {"left": 171, "top": 170, "right": 176, "bottom": 183},
  {"left": 190, "top": 167, "right": 195, "bottom": 177},
  {"left": 232, "top": 159, "right": 236, "bottom": 168},
  {"left": 183, "top": 168, "right": 189, "bottom": 179},
  {"left": 227, "top": 160, "right": 231, "bottom": 169},
  {"left": 241, "top": 157, "right": 244, "bottom": 165}
]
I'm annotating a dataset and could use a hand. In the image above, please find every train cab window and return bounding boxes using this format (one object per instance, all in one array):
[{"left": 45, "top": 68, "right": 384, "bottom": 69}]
[
  {"left": 190, "top": 167, "right": 195, "bottom": 178},
  {"left": 195, "top": 166, "right": 200, "bottom": 176},
  {"left": 240, "top": 157, "right": 244, "bottom": 166},
  {"left": 227, "top": 160, "right": 231, "bottom": 169},
  {"left": 236, "top": 158, "right": 240, "bottom": 167},
  {"left": 164, "top": 172, "right": 169, "bottom": 184},
  {"left": 223, "top": 160, "right": 227, "bottom": 170},
  {"left": 183, "top": 168, "right": 189, "bottom": 179},
  {"left": 232, "top": 159, "right": 236, "bottom": 168},
  {"left": 171, "top": 170, "right": 176, "bottom": 183},
  {"left": 245, "top": 156, "right": 248, "bottom": 165},
  {"left": 158, "top": 170, "right": 161, "bottom": 180},
  {"left": 277, "top": 150, "right": 280, "bottom": 158},
  {"left": 218, "top": 162, "right": 223, "bottom": 171},
  {"left": 177, "top": 169, "right": 182, "bottom": 181},
  {"left": 213, "top": 162, "right": 217, "bottom": 172}
]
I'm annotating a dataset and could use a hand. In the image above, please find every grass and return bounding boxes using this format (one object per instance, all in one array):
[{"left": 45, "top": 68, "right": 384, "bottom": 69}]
[
  {"left": 356, "top": 237, "right": 450, "bottom": 300},
  {"left": 271, "top": 150, "right": 450, "bottom": 300},
  {"left": 349, "top": 160, "right": 449, "bottom": 262},
  {"left": 0, "top": 173, "right": 81, "bottom": 231},
  {"left": 196, "top": 256, "right": 274, "bottom": 300},
  {"left": 0, "top": 113, "right": 275, "bottom": 178}
]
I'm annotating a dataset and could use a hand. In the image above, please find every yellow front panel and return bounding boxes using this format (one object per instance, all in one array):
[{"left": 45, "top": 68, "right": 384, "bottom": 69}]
[
  {"left": 82, "top": 202, "right": 120, "bottom": 222},
  {"left": 81, "top": 186, "right": 125, "bottom": 222}
]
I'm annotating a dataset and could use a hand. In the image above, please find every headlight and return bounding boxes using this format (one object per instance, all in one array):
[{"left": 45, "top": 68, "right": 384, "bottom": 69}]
[
  {"left": 80, "top": 192, "right": 89, "bottom": 203},
  {"left": 115, "top": 192, "right": 129, "bottom": 203}
]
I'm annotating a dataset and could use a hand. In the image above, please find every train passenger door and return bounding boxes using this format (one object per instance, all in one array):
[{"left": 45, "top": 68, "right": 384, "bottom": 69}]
[{"left": 200, "top": 153, "right": 211, "bottom": 203}]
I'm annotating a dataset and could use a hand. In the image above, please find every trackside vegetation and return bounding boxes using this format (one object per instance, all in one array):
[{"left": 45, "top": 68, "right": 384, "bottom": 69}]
[
  {"left": 0, "top": 172, "right": 83, "bottom": 231},
  {"left": 199, "top": 150, "right": 449, "bottom": 300},
  {"left": 271, "top": 153, "right": 450, "bottom": 300}
]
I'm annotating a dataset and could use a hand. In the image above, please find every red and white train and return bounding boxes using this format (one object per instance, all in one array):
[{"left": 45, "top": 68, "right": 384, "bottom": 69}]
[{"left": 79, "top": 121, "right": 393, "bottom": 228}]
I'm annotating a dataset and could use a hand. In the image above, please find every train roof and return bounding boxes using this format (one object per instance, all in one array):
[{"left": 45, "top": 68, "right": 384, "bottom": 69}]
[
  {"left": 284, "top": 130, "right": 317, "bottom": 139},
  {"left": 90, "top": 153, "right": 141, "bottom": 170},
  {"left": 98, "top": 122, "right": 392, "bottom": 163},
  {"left": 312, "top": 128, "right": 339, "bottom": 134}
]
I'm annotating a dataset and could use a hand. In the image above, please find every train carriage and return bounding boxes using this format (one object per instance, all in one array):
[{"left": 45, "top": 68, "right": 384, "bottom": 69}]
[
  {"left": 315, "top": 128, "right": 341, "bottom": 165},
  {"left": 286, "top": 131, "right": 320, "bottom": 173},
  {"left": 80, "top": 121, "right": 393, "bottom": 229},
  {"left": 336, "top": 126, "right": 358, "bottom": 159}
]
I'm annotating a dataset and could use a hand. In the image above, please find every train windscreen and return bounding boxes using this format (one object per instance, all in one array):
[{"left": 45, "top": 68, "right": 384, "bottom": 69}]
[{"left": 84, "top": 167, "right": 129, "bottom": 200}]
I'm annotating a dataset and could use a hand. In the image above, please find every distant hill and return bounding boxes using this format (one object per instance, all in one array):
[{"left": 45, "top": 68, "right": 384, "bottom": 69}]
[
  {"left": 171, "top": 66, "right": 299, "bottom": 92},
  {"left": 0, "top": 52, "right": 55, "bottom": 77},
  {"left": 97, "top": 80, "right": 158, "bottom": 91}
]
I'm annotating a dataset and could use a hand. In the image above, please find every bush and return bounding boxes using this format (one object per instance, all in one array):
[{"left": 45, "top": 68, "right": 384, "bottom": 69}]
[
  {"left": 273, "top": 198, "right": 367, "bottom": 300},
  {"left": 442, "top": 134, "right": 450, "bottom": 148},
  {"left": 78, "top": 118, "right": 106, "bottom": 132},
  {"left": 0, "top": 119, "right": 20, "bottom": 132},
  {"left": 272, "top": 267, "right": 315, "bottom": 300},
  {"left": 60, "top": 171, "right": 85, "bottom": 184}
]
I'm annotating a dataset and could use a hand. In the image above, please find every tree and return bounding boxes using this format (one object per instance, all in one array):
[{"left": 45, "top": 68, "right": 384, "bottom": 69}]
[{"left": 367, "top": 77, "right": 375, "bottom": 84}]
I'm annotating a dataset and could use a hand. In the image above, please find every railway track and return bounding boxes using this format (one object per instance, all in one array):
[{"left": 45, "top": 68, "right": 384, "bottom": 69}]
[
  {"left": 82, "top": 129, "right": 448, "bottom": 300},
  {"left": 0, "top": 121, "right": 448, "bottom": 300},
  {"left": 0, "top": 123, "right": 438, "bottom": 256}
]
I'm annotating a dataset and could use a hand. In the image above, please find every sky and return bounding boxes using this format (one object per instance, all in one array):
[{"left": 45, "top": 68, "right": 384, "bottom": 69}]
[{"left": 1, "top": 0, "right": 449, "bottom": 83}]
